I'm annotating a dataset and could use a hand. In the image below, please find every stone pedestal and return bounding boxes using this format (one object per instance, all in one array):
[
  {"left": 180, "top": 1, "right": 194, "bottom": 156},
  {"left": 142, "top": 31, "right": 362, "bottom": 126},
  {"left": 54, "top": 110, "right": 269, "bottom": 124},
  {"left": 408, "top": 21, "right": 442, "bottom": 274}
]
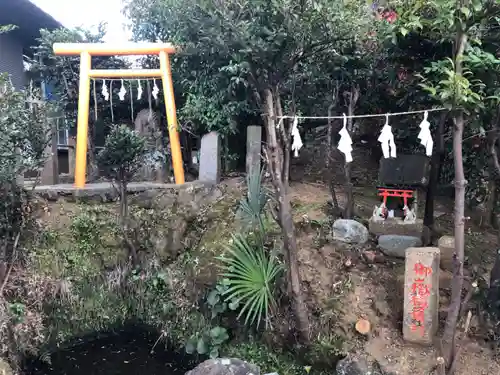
[
  {"left": 246, "top": 125, "right": 262, "bottom": 176},
  {"left": 68, "top": 137, "right": 76, "bottom": 177},
  {"left": 40, "top": 126, "right": 59, "bottom": 185},
  {"left": 369, "top": 217, "right": 423, "bottom": 237},
  {"left": 403, "top": 247, "right": 440, "bottom": 345},
  {"left": 438, "top": 235, "right": 455, "bottom": 272},
  {"left": 199, "top": 131, "right": 221, "bottom": 183}
]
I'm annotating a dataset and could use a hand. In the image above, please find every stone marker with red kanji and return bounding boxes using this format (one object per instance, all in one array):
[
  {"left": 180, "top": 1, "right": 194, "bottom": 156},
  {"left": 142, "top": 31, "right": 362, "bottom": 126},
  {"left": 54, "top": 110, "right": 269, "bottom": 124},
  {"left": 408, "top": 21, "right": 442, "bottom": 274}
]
[{"left": 403, "top": 247, "right": 440, "bottom": 345}]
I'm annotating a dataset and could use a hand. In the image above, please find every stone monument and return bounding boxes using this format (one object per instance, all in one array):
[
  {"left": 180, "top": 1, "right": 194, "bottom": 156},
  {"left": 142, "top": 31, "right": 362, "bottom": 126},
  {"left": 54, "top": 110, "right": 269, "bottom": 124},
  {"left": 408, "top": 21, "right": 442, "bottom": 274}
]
[
  {"left": 403, "top": 247, "right": 440, "bottom": 345},
  {"left": 246, "top": 125, "right": 262, "bottom": 176},
  {"left": 199, "top": 131, "right": 221, "bottom": 183},
  {"left": 134, "top": 109, "right": 165, "bottom": 182},
  {"left": 438, "top": 235, "right": 455, "bottom": 272}
]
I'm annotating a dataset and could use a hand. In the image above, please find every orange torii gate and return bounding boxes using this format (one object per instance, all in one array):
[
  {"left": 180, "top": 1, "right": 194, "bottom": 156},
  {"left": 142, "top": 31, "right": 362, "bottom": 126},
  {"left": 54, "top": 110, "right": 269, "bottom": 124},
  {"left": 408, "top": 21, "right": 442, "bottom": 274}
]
[{"left": 52, "top": 43, "right": 185, "bottom": 188}]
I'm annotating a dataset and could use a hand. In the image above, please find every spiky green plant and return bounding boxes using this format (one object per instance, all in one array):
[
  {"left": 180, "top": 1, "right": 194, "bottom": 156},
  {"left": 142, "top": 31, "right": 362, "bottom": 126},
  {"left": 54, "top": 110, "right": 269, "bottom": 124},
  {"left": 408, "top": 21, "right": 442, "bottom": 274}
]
[
  {"left": 218, "top": 234, "right": 282, "bottom": 329},
  {"left": 236, "top": 168, "right": 269, "bottom": 232}
]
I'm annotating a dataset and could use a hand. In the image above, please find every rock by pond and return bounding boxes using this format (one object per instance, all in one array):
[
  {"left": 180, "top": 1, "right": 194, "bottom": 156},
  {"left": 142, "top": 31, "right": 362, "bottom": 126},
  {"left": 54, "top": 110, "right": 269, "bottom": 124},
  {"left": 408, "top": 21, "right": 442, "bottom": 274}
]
[
  {"left": 23, "top": 324, "right": 199, "bottom": 375},
  {"left": 186, "top": 358, "right": 260, "bottom": 375}
]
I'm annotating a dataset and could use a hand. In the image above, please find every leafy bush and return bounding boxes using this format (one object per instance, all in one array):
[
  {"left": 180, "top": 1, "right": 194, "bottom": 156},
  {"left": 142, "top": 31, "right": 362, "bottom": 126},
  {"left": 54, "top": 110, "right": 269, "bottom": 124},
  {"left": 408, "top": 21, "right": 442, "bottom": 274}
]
[
  {"left": 97, "top": 125, "right": 146, "bottom": 261},
  {"left": 0, "top": 72, "right": 53, "bottom": 264},
  {"left": 97, "top": 125, "right": 146, "bottom": 186},
  {"left": 185, "top": 325, "right": 229, "bottom": 359},
  {"left": 0, "top": 73, "right": 55, "bottom": 367},
  {"left": 218, "top": 234, "right": 282, "bottom": 329}
]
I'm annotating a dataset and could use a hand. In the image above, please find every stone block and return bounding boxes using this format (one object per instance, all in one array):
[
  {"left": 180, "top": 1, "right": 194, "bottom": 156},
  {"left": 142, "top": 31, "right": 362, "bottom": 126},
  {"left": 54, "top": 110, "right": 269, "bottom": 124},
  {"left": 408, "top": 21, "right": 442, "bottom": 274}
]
[
  {"left": 378, "top": 235, "right": 422, "bottom": 258},
  {"left": 368, "top": 217, "right": 423, "bottom": 237},
  {"left": 403, "top": 247, "right": 440, "bottom": 345},
  {"left": 439, "top": 268, "right": 453, "bottom": 290},
  {"left": 332, "top": 219, "right": 369, "bottom": 244},
  {"left": 438, "top": 235, "right": 455, "bottom": 272},
  {"left": 199, "top": 131, "right": 221, "bottom": 183},
  {"left": 246, "top": 125, "right": 262, "bottom": 176}
]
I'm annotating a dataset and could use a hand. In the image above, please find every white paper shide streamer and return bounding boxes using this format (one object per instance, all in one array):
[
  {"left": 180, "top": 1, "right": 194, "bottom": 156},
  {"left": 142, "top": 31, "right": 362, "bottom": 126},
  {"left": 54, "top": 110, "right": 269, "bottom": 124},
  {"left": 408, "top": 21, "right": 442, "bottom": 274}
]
[
  {"left": 378, "top": 114, "right": 397, "bottom": 158},
  {"left": 137, "top": 79, "right": 143, "bottom": 100},
  {"left": 152, "top": 79, "right": 159, "bottom": 100},
  {"left": 417, "top": 110, "right": 433, "bottom": 156},
  {"left": 291, "top": 117, "right": 303, "bottom": 157},
  {"left": 101, "top": 80, "right": 109, "bottom": 101},
  {"left": 118, "top": 79, "right": 127, "bottom": 101},
  {"left": 338, "top": 113, "right": 353, "bottom": 163}
]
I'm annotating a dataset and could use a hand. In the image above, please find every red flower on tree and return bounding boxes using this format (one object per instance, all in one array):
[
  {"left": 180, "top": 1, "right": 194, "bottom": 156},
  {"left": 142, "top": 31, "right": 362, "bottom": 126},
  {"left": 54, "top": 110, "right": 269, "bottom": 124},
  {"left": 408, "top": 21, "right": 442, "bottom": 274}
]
[{"left": 383, "top": 10, "right": 398, "bottom": 23}]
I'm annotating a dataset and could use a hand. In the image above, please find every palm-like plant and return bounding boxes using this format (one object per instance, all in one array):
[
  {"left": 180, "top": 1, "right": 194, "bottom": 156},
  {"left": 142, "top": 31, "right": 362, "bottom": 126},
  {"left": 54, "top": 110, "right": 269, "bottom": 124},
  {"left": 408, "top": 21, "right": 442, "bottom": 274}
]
[
  {"left": 236, "top": 168, "right": 269, "bottom": 232},
  {"left": 218, "top": 234, "right": 282, "bottom": 329}
]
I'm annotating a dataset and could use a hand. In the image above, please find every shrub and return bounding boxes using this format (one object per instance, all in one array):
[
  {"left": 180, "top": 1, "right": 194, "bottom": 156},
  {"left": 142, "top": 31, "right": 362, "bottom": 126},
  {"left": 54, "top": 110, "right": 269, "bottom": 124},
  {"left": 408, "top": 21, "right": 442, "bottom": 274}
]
[
  {"left": 0, "top": 73, "right": 56, "bottom": 366},
  {"left": 97, "top": 125, "right": 146, "bottom": 261}
]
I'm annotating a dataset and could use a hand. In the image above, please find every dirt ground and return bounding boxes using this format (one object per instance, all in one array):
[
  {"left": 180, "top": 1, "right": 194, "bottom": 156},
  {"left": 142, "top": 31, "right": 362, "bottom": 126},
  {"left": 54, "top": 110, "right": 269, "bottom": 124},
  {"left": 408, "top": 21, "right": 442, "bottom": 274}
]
[{"left": 287, "top": 174, "right": 500, "bottom": 375}]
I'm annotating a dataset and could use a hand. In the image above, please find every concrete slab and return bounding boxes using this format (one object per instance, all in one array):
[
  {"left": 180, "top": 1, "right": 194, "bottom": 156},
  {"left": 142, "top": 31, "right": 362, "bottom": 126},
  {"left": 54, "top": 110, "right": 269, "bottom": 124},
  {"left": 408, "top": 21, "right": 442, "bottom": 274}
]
[{"left": 31, "top": 181, "right": 211, "bottom": 202}]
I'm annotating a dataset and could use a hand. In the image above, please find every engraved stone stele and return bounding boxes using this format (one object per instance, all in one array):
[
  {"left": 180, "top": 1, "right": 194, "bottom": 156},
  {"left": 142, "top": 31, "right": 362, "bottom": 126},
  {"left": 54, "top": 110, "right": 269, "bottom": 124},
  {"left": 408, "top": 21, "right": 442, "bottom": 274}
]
[
  {"left": 246, "top": 125, "right": 262, "bottom": 176},
  {"left": 403, "top": 247, "right": 440, "bottom": 345},
  {"left": 199, "top": 131, "right": 221, "bottom": 183}
]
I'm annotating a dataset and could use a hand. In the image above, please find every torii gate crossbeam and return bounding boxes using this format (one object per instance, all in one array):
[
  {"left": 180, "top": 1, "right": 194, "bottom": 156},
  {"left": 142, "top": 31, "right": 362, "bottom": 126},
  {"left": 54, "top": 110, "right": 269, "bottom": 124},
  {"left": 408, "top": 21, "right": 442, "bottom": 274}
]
[{"left": 53, "top": 42, "right": 185, "bottom": 188}]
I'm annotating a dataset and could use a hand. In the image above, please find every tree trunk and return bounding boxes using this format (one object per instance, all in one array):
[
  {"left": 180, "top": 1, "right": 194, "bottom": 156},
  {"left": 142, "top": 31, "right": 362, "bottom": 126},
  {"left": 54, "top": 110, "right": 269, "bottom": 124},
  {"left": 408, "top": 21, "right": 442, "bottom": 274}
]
[
  {"left": 263, "top": 88, "right": 309, "bottom": 342},
  {"left": 442, "top": 28, "right": 467, "bottom": 372},
  {"left": 274, "top": 88, "right": 291, "bottom": 186},
  {"left": 484, "top": 106, "right": 500, "bottom": 227},
  {"left": 327, "top": 104, "right": 341, "bottom": 215},
  {"left": 422, "top": 111, "right": 448, "bottom": 243},
  {"left": 343, "top": 85, "right": 359, "bottom": 219},
  {"left": 119, "top": 179, "right": 137, "bottom": 263}
]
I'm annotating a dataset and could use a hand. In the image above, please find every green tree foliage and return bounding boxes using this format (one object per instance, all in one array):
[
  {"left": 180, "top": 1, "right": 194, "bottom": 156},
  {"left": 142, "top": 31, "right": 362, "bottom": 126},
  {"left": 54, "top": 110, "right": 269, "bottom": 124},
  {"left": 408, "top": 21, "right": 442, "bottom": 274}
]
[
  {"left": 0, "top": 74, "right": 54, "bottom": 250},
  {"left": 0, "top": 74, "right": 55, "bottom": 365},
  {"left": 125, "top": 0, "right": 382, "bottom": 127},
  {"left": 390, "top": 1, "right": 500, "bottom": 371},
  {"left": 0, "top": 25, "right": 17, "bottom": 34}
]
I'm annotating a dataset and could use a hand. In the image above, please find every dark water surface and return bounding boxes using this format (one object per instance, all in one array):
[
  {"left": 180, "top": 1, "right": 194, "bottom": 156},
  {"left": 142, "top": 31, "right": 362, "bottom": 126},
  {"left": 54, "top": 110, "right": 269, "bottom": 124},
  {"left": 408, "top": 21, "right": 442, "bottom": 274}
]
[{"left": 24, "top": 325, "right": 199, "bottom": 375}]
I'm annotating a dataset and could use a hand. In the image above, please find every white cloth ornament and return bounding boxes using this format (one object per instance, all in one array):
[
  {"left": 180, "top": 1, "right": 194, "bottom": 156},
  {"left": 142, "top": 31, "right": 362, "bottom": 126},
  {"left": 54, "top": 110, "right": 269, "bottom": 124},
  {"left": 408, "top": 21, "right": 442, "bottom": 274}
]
[
  {"left": 101, "top": 80, "right": 109, "bottom": 101},
  {"left": 137, "top": 79, "right": 143, "bottom": 100},
  {"left": 337, "top": 113, "right": 353, "bottom": 163},
  {"left": 378, "top": 114, "right": 397, "bottom": 158},
  {"left": 417, "top": 110, "right": 433, "bottom": 157},
  {"left": 291, "top": 117, "right": 303, "bottom": 157},
  {"left": 152, "top": 79, "right": 159, "bottom": 100},
  {"left": 118, "top": 79, "right": 127, "bottom": 101}
]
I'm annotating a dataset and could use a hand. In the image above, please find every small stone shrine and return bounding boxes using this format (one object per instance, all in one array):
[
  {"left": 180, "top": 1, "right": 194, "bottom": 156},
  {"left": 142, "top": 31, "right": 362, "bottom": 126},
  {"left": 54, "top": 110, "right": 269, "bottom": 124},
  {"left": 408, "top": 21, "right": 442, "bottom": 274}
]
[
  {"left": 372, "top": 154, "right": 430, "bottom": 223},
  {"left": 403, "top": 247, "right": 440, "bottom": 345}
]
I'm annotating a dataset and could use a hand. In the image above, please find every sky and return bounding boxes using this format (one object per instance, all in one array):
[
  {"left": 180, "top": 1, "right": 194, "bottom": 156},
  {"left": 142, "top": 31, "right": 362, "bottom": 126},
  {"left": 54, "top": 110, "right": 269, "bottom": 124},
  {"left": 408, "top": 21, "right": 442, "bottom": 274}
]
[{"left": 30, "top": 0, "right": 132, "bottom": 43}]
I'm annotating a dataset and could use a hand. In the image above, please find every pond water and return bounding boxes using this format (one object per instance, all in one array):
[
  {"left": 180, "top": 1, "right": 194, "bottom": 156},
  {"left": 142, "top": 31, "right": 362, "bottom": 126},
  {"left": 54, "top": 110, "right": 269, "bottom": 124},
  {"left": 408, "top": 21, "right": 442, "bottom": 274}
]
[{"left": 23, "top": 325, "right": 199, "bottom": 375}]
